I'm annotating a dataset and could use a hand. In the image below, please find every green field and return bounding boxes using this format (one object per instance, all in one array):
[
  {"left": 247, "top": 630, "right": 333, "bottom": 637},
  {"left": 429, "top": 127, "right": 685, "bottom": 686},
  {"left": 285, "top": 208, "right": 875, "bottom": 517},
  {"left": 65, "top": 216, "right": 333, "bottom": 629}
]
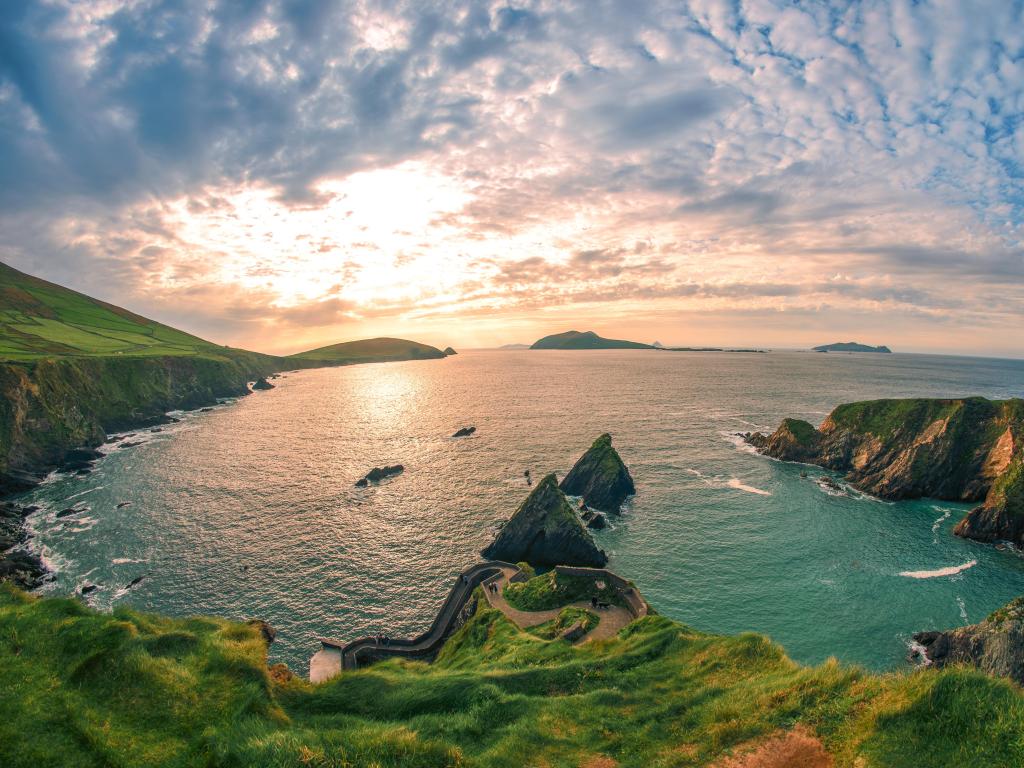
[
  {"left": 4, "top": 583, "right": 1024, "bottom": 767},
  {"left": 0, "top": 263, "right": 234, "bottom": 360}
]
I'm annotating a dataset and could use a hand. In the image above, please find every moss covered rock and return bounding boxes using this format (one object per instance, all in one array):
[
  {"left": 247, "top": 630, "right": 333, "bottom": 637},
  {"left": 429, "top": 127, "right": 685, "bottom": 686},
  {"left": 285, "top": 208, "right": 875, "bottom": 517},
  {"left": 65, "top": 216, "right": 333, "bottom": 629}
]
[
  {"left": 559, "top": 433, "right": 635, "bottom": 512},
  {"left": 481, "top": 474, "right": 607, "bottom": 567}
]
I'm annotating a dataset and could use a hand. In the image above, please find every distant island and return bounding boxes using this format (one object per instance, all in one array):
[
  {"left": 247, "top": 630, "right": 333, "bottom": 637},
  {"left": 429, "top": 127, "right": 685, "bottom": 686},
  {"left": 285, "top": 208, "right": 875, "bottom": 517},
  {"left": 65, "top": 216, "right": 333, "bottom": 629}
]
[
  {"left": 292, "top": 337, "right": 446, "bottom": 364},
  {"left": 498, "top": 343, "right": 531, "bottom": 350},
  {"left": 813, "top": 342, "right": 892, "bottom": 353},
  {"left": 531, "top": 330, "right": 653, "bottom": 350}
]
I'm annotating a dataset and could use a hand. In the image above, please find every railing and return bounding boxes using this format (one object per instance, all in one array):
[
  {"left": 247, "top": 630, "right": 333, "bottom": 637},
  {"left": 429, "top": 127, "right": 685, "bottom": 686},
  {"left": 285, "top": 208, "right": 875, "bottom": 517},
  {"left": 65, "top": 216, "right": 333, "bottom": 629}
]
[
  {"left": 320, "top": 560, "right": 517, "bottom": 669},
  {"left": 552, "top": 565, "right": 649, "bottom": 618}
]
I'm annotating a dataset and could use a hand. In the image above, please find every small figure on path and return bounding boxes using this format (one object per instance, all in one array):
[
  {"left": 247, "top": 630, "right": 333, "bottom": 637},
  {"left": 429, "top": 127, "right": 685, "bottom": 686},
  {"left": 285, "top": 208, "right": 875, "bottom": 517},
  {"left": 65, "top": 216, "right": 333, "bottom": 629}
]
[{"left": 524, "top": 469, "right": 532, "bottom": 486}]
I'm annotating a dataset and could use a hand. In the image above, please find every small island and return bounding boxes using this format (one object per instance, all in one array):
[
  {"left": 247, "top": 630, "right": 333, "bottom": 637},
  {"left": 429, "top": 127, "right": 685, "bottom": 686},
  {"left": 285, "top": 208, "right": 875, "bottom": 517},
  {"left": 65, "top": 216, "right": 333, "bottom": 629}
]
[
  {"left": 812, "top": 342, "right": 892, "bottom": 353},
  {"left": 531, "top": 330, "right": 653, "bottom": 350}
]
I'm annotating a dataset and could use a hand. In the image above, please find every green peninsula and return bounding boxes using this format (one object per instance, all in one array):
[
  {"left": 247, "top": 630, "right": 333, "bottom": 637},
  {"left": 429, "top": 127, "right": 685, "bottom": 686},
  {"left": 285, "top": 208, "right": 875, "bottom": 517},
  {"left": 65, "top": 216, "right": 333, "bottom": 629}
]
[{"left": 531, "top": 330, "right": 654, "bottom": 350}]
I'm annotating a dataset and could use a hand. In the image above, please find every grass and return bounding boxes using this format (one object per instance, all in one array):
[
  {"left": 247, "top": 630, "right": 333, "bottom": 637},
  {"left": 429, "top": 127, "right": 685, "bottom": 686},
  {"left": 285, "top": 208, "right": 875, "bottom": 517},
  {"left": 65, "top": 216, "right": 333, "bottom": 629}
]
[
  {"left": 0, "top": 262, "right": 234, "bottom": 360},
  {"left": 525, "top": 606, "right": 600, "bottom": 640},
  {"left": 4, "top": 584, "right": 1024, "bottom": 766},
  {"left": 504, "top": 570, "right": 626, "bottom": 612},
  {"left": 781, "top": 418, "right": 819, "bottom": 445}
]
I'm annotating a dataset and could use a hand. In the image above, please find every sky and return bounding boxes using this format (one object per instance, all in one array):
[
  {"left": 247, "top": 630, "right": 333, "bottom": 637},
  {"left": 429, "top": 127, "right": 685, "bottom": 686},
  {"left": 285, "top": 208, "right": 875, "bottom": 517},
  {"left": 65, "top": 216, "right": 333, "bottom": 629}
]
[{"left": 0, "top": 0, "right": 1022, "bottom": 357}]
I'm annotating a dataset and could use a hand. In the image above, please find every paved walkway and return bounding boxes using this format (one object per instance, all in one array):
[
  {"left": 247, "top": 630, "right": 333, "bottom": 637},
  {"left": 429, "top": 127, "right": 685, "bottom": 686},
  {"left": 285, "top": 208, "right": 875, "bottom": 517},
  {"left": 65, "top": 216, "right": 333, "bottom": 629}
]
[
  {"left": 309, "top": 562, "right": 647, "bottom": 682},
  {"left": 481, "top": 567, "right": 635, "bottom": 643}
]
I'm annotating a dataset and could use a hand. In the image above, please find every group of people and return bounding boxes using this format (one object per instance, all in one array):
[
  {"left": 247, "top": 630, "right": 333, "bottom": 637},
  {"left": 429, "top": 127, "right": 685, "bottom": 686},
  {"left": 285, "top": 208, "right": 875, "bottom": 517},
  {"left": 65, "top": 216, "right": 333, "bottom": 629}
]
[
  {"left": 590, "top": 596, "right": 611, "bottom": 610},
  {"left": 374, "top": 635, "right": 391, "bottom": 646}
]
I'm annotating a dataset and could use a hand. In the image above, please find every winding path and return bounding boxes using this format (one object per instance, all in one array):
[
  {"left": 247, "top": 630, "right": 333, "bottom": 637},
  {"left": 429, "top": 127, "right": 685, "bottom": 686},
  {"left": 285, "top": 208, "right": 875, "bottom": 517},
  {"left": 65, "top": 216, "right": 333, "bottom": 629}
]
[{"left": 309, "top": 562, "right": 648, "bottom": 683}]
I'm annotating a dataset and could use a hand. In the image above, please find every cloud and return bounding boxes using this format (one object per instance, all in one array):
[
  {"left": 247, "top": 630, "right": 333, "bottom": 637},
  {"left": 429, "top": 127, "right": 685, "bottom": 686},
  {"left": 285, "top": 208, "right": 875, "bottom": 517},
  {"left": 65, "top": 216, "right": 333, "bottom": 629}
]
[{"left": 0, "top": 0, "right": 1021, "bottom": 355}]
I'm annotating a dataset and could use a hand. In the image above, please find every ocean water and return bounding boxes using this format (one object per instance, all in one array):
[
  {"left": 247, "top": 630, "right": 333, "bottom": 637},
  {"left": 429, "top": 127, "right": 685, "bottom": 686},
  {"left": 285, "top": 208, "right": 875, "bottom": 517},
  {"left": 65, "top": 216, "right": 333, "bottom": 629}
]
[{"left": 18, "top": 350, "right": 1024, "bottom": 674}]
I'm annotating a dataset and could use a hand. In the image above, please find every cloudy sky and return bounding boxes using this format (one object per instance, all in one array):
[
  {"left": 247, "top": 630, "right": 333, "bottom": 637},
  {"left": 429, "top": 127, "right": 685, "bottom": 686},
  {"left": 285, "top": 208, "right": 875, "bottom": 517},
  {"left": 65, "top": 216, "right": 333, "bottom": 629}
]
[{"left": 1, "top": 0, "right": 1022, "bottom": 356}]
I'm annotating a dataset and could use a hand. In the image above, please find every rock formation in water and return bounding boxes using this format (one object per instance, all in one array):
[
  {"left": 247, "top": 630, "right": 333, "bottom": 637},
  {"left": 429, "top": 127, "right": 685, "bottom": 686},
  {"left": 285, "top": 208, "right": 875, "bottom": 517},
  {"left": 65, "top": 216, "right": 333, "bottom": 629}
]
[
  {"left": 531, "top": 330, "right": 653, "bottom": 350},
  {"left": 913, "top": 596, "right": 1024, "bottom": 685},
  {"left": 354, "top": 465, "right": 405, "bottom": 486},
  {"left": 443, "top": 347, "right": 457, "bottom": 356},
  {"left": 560, "top": 433, "right": 636, "bottom": 513},
  {"left": 252, "top": 377, "right": 275, "bottom": 390},
  {"left": 812, "top": 342, "right": 892, "bottom": 353},
  {"left": 452, "top": 426, "right": 476, "bottom": 437},
  {"left": 746, "top": 397, "right": 1024, "bottom": 545},
  {"left": 0, "top": 501, "right": 45, "bottom": 588},
  {"left": 481, "top": 474, "right": 607, "bottom": 567}
]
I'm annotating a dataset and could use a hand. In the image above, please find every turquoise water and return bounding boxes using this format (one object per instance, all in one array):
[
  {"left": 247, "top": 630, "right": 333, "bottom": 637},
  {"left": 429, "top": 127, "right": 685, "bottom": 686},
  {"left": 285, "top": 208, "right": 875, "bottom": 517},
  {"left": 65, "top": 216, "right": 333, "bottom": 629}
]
[{"left": 18, "top": 350, "right": 1024, "bottom": 674}]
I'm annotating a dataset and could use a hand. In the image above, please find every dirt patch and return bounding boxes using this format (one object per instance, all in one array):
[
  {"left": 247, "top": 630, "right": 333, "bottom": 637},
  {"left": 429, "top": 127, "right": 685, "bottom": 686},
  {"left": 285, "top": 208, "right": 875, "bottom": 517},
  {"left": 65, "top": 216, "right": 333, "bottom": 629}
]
[
  {"left": 714, "top": 727, "right": 831, "bottom": 768},
  {"left": 579, "top": 756, "right": 617, "bottom": 768}
]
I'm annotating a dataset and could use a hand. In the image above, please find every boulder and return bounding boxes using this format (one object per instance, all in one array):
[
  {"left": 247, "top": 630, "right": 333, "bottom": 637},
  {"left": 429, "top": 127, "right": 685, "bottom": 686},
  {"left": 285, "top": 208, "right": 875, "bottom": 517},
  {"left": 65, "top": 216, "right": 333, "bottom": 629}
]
[
  {"left": 247, "top": 619, "right": 277, "bottom": 645},
  {"left": 481, "top": 474, "right": 607, "bottom": 567},
  {"left": 913, "top": 596, "right": 1024, "bottom": 685},
  {"left": 355, "top": 465, "right": 404, "bottom": 486},
  {"left": 252, "top": 377, "right": 275, "bottom": 391},
  {"left": 560, "top": 434, "right": 635, "bottom": 513},
  {"left": 452, "top": 426, "right": 476, "bottom": 437}
]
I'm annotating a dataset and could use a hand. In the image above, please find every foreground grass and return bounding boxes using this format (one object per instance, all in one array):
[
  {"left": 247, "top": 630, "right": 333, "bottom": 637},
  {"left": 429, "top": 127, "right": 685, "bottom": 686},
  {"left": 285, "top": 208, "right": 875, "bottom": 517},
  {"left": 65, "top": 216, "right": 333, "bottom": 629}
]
[
  {"left": 3, "top": 584, "right": 1024, "bottom": 767},
  {"left": 504, "top": 571, "right": 626, "bottom": 612}
]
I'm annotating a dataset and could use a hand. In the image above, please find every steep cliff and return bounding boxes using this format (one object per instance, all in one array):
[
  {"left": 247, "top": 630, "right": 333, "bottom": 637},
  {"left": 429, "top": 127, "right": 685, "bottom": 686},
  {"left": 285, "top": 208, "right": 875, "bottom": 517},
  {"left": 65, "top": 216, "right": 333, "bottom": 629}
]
[
  {"left": 560, "top": 433, "right": 636, "bottom": 512},
  {"left": 0, "top": 353, "right": 277, "bottom": 493},
  {"left": 747, "top": 397, "right": 1024, "bottom": 545},
  {"left": 913, "top": 596, "right": 1024, "bottom": 685},
  {"left": 481, "top": 474, "right": 607, "bottom": 567}
]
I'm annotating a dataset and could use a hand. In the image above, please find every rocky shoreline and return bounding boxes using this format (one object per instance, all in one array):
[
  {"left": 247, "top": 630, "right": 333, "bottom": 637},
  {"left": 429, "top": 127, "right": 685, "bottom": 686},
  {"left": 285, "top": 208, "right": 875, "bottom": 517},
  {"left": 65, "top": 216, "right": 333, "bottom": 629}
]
[{"left": 745, "top": 397, "right": 1024, "bottom": 546}]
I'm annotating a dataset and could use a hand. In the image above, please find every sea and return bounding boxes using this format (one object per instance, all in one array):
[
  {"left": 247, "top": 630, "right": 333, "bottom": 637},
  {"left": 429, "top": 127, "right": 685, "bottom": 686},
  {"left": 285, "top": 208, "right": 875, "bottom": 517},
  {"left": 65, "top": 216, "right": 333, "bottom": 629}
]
[{"left": 17, "top": 349, "right": 1024, "bottom": 674}]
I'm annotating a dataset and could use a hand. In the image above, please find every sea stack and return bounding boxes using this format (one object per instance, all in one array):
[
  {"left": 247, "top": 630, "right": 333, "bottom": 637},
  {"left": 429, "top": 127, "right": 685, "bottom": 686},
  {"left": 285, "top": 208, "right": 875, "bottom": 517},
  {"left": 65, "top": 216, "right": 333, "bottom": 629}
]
[
  {"left": 252, "top": 377, "right": 275, "bottom": 390},
  {"left": 560, "top": 433, "right": 635, "bottom": 512},
  {"left": 481, "top": 474, "right": 607, "bottom": 567},
  {"left": 443, "top": 347, "right": 458, "bottom": 356},
  {"left": 913, "top": 597, "right": 1024, "bottom": 685}
]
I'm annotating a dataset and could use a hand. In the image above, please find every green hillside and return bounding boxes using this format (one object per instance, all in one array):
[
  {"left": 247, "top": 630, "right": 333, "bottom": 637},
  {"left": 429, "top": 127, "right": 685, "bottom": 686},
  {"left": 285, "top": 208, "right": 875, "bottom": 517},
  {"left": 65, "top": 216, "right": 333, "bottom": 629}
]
[
  {"left": 291, "top": 336, "right": 446, "bottom": 363},
  {"left": 531, "top": 330, "right": 654, "bottom": 350},
  {"left": 0, "top": 263, "right": 232, "bottom": 360},
  {"left": 3, "top": 583, "right": 1024, "bottom": 767}
]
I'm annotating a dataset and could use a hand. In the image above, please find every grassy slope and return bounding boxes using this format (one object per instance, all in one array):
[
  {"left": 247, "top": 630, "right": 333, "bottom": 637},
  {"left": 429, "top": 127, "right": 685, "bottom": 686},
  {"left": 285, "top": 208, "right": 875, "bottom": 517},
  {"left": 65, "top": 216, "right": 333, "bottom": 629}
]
[
  {"left": 290, "top": 337, "right": 445, "bottom": 363},
  {"left": 531, "top": 330, "right": 654, "bottom": 350},
  {"left": 0, "top": 262, "right": 236, "bottom": 360},
  {"left": 5, "top": 584, "right": 1024, "bottom": 768}
]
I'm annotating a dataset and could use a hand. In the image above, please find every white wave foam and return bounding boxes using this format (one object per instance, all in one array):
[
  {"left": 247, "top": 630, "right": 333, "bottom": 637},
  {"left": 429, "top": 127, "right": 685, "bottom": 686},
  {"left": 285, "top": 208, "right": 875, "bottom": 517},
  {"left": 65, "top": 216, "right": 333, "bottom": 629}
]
[
  {"left": 111, "top": 557, "right": 148, "bottom": 564},
  {"left": 727, "top": 478, "right": 772, "bottom": 496},
  {"left": 899, "top": 560, "right": 977, "bottom": 579},
  {"left": 931, "top": 508, "right": 952, "bottom": 535},
  {"left": 720, "top": 430, "right": 760, "bottom": 455}
]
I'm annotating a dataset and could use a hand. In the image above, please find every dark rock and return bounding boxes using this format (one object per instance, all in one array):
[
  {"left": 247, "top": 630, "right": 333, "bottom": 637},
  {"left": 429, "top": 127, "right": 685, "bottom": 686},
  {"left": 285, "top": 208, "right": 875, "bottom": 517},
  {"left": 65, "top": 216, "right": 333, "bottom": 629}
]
[
  {"left": 252, "top": 377, "right": 275, "bottom": 391},
  {"left": 560, "top": 433, "right": 635, "bottom": 513},
  {"left": 116, "top": 502, "right": 132, "bottom": 509},
  {"left": 443, "top": 347, "right": 458, "bottom": 356},
  {"left": 76, "top": 469, "right": 91, "bottom": 476},
  {"left": 125, "top": 575, "right": 145, "bottom": 589},
  {"left": 356, "top": 465, "right": 405, "bottom": 486},
  {"left": 200, "top": 407, "right": 214, "bottom": 413},
  {"left": 247, "top": 619, "right": 277, "bottom": 645},
  {"left": 481, "top": 473, "right": 607, "bottom": 567},
  {"left": 0, "top": 549, "right": 47, "bottom": 589},
  {"left": 452, "top": 426, "right": 476, "bottom": 437},
  {"left": 585, "top": 512, "right": 608, "bottom": 530},
  {"left": 80, "top": 583, "right": 99, "bottom": 595},
  {"left": 120, "top": 441, "right": 143, "bottom": 448},
  {"left": 150, "top": 427, "right": 163, "bottom": 433},
  {"left": 56, "top": 506, "right": 83, "bottom": 518},
  {"left": 913, "top": 596, "right": 1024, "bottom": 684}
]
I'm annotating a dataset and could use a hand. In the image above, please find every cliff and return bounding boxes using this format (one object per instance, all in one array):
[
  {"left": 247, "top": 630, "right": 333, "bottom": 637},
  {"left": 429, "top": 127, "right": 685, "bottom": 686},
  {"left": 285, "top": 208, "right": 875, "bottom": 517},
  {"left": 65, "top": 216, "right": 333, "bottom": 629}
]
[
  {"left": 481, "top": 474, "right": 607, "bottom": 567},
  {"left": 747, "top": 397, "right": 1024, "bottom": 545},
  {"left": 4, "top": 580, "right": 1024, "bottom": 766},
  {"left": 0, "top": 352, "right": 277, "bottom": 494},
  {"left": 559, "top": 433, "right": 635, "bottom": 512},
  {"left": 913, "top": 596, "right": 1024, "bottom": 685}
]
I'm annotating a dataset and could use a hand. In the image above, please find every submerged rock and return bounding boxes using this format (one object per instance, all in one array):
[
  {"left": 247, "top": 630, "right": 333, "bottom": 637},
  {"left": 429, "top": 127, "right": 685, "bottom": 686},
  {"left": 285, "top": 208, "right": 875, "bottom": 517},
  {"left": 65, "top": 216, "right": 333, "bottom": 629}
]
[
  {"left": 452, "top": 426, "right": 476, "bottom": 437},
  {"left": 747, "top": 398, "right": 1024, "bottom": 546},
  {"left": 560, "top": 433, "right": 635, "bottom": 513},
  {"left": 80, "top": 583, "right": 99, "bottom": 595},
  {"left": 481, "top": 474, "right": 607, "bottom": 567},
  {"left": 252, "top": 377, "right": 275, "bottom": 391},
  {"left": 355, "top": 465, "right": 405, "bottom": 486},
  {"left": 913, "top": 596, "right": 1024, "bottom": 685}
]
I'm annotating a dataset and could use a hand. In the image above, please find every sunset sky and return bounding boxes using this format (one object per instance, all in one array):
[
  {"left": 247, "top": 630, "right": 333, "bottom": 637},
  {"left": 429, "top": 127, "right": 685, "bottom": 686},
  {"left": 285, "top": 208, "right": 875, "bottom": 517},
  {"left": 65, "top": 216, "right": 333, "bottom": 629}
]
[{"left": 1, "top": 0, "right": 1022, "bottom": 356}]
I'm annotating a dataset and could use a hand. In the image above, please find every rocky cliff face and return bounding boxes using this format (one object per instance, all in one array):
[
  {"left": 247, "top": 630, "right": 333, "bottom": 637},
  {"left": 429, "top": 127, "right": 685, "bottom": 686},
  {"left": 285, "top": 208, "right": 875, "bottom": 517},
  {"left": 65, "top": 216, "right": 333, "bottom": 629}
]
[
  {"left": 913, "top": 597, "right": 1024, "bottom": 685},
  {"left": 0, "top": 354, "right": 277, "bottom": 493},
  {"left": 559, "top": 433, "right": 635, "bottom": 512},
  {"left": 746, "top": 397, "right": 1024, "bottom": 545},
  {"left": 482, "top": 474, "right": 607, "bottom": 567}
]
